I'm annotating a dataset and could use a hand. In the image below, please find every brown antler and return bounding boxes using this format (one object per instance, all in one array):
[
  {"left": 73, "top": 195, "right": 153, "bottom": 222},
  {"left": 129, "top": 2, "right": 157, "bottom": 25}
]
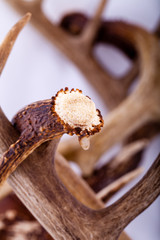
[
  {"left": 0, "top": 12, "right": 31, "bottom": 75},
  {"left": 7, "top": 130, "right": 160, "bottom": 240},
  {"left": 1, "top": 67, "right": 157, "bottom": 239},
  {"left": 5, "top": 0, "right": 150, "bottom": 179},
  {"left": 6, "top": 0, "right": 136, "bottom": 108},
  {"left": 0, "top": 6, "right": 159, "bottom": 240},
  {"left": 59, "top": 22, "right": 160, "bottom": 175},
  {"left": 0, "top": 14, "right": 131, "bottom": 240}
]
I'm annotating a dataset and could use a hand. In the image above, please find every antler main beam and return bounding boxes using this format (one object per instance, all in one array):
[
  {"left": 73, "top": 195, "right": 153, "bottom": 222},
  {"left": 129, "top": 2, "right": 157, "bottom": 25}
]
[{"left": 7, "top": 131, "right": 160, "bottom": 240}]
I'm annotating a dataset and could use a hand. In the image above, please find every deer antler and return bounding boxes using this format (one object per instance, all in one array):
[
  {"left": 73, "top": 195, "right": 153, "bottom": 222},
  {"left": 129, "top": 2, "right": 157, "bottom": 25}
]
[
  {"left": 5, "top": 1, "right": 159, "bottom": 179},
  {"left": 96, "top": 167, "right": 143, "bottom": 203},
  {"left": 6, "top": 0, "right": 137, "bottom": 108},
  {"left": 0, "top": 14, "right": 131, "bottom": 240},
  {"left": 0, "top": 12, "right": 31, "bottom": 75},
  {"left": 7, "top": 126, "right": 160, "bottom": 240},
  {"left": 4, "top": 0, "right": 147, "bottom": 178},
  {"left": 0, "top": 13, "right": 159, "bottom": 240},
  {"left": 57, "top": 12, "right": 160, "bottom": 178},
  {"left": 59, "top": 22, "right": 160, "bottom": 175},
  {"left": 2, "top": 90, "right": 158, "bottom": 240}
]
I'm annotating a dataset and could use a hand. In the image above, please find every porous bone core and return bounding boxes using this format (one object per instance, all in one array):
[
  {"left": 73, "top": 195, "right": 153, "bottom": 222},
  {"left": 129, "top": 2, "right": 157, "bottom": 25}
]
[{"left": 55, "top": 90, "right": 100, "bottom": 131}]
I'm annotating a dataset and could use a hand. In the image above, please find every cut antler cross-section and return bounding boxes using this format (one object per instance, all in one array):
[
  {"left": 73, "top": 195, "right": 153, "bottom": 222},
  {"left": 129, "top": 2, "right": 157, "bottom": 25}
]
[{"left": 0, "top": 88, "right": 103, "bottom": 186}]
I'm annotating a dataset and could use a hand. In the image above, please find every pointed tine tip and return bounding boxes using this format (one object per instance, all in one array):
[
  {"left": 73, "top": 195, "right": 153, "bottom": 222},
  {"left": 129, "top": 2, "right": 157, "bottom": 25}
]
[
  {"left": 138, "top": 139, "right": 149, "bottom": 147},
  {"left": 117, "top": 139, "right": 149, "bottom": 162},
  {"left": 0, "top": 13, "right": 32, "bottom": 75},
  {"left": 131, "top": 167, "right": 144, "bottom": 178},
  {"left": 97, "top": 0, "right": 108, "bottom": 15},
  {"left": 96, "top": 167, "right": 143, "bottom": 202},
  {"left": 18, "top": 12, "right": 32, "bottom": 26},
  {"left": 130, "top": 139, "right": 149, "bottom": 154},
  {"left": 12, "top": 13, "right": 32, "bottom": 32},
  {"left": 24, "top": 12, "right": 32, "bottom": 21}
]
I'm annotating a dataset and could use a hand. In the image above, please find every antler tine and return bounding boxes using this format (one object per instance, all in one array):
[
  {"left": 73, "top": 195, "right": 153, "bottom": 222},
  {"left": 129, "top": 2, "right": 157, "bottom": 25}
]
[
  {"left": 7, "top": 0, "right": 126, "bottom": 108},
  {"left": 96, "top": 167, "right": 143, "bottom": 203},
  {"left": 113, "top": 139, "right": 149, "bottom": 166},
  {"left": 100, "top": 153, "right": 160, "bottom": 239},
  {"left": 0, "top": 13, "right": 31, "bottom": 75},
  {"left": 79, "top": 0, "right": 108, "bottom": 51},
  {"left": 85, "top": 139, "right": 148, "bottom": 192},
  {"left": 0, "top": 13, "right": 31, "bottom": 158}
]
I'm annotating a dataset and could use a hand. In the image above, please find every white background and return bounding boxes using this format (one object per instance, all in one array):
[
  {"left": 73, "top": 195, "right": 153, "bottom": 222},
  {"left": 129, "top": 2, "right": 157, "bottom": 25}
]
[{"left": 0, "top": 0, "right": 160, "bottom": 239}]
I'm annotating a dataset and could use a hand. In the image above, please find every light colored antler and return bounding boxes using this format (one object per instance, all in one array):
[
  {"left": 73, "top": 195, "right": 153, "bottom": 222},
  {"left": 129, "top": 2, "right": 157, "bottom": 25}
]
[
  {"left": 85, "top": 139, "right": 148, "bottom": 192},
  {"left": 96, "top": 167, "right": 143, "bottom": 203},
  {"left": 60, "top": 23, "right": 160, "bottom": 175},
  {"left": 6, "top": 0, "right": 134, "bottom": 108},
  {"left": 0, "top": 12, "right": 31, "bottom": 75}
]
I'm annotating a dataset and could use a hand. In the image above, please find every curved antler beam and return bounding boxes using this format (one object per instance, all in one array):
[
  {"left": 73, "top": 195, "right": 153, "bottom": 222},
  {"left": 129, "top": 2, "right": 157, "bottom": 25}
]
[
  {"left": 60, "top": 21, "right": 160, "bottom": 175},
  {"left": 6, "top": 124, "right": 160, "bottom": 240},
  {"left": 99, "top": 154, "right": 160, "bottom": 239}
]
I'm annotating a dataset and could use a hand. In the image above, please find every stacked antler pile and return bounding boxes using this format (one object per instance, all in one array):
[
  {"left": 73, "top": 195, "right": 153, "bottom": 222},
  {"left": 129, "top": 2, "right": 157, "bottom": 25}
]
[{"left": 0, "top": 0, "right": 160, "bottom": 239}]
